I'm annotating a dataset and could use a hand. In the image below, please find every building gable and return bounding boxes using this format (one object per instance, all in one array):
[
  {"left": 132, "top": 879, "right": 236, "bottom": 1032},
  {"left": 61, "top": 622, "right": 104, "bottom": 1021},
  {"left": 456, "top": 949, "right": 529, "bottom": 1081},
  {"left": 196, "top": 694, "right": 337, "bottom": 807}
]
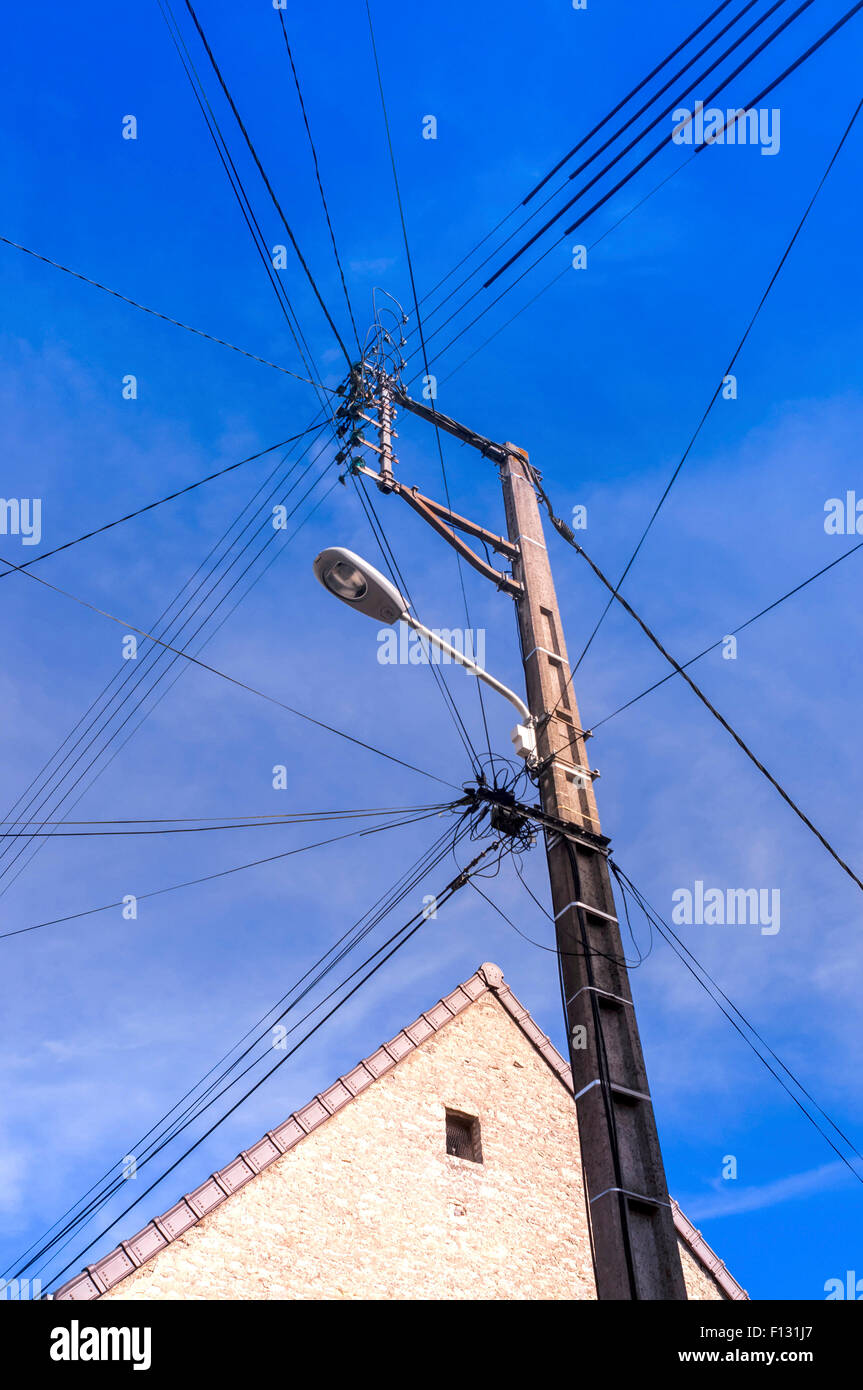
[{"left": 53, "top": 964, "right": 745, "bottom": 1301}]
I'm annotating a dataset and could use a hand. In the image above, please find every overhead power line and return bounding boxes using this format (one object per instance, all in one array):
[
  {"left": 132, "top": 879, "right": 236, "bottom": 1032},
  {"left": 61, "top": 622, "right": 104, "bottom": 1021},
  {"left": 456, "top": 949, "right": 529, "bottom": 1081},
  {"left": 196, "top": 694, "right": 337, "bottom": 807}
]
[
  {"left": 590, "top": 535, "right": 863, "bottom": 732},
  {"left": 0, "top": 429, "right": 320, "bottom": 581},
  {"left": 438, "top": 158, "right": 693, "bottom": 386},
  {"left": 0, "top": 235, "right": 335, "bottom": 390},
  {"left": 417, "top": 0, "right": 742, "bottom": 319},
  {"left": 487, "top": 0, "right": 810, "bottom": 285},
  {"left": 158, "top": 0, "right": 332, "bottom": 409},
  {"left": 10, "top": 816, "right": 470, "bottom": 1282},
  {"left": 276, "top": 7, "right": 361, "bottom": 355},
  {"left": 611, "top": 864, "right": 863, "bottom": 1185},
  {"left": 39, "top": 835, "right": 502, "bottom": 1292},
  {"left": 352, "top": 473, "right": 484, "bottom": 778},
  {"left": 0, "top": 805, "right": 456, "bottom": 942},
  {"left": 364, "top": 0, "right": 497, "bottom": 773},
  {"left": 525, "top": 0, "right": 741, "bottom": 200},
  {"left": 531, "top": 480, "right": 863, "bottom": 896},
  {"left": 557, "top": 91, "right": 863, "bottom": 698},
  {"left": 0, "top": 550, "right": 462, "bottom": 792},
  {"left": 0, "top": 801, "right": 456, "bottom": 838},
  {"left": 412, "top": 1, "right": 862, "bottom": 378},
  {"left": 414, "top": 0, "right": 768, "bottom": 340},
  {"left": 0, "top": 431, "right": 339, "bottom": 896},
  {"left": 183, "top": 0, "right": 353, "bottom": 367}
]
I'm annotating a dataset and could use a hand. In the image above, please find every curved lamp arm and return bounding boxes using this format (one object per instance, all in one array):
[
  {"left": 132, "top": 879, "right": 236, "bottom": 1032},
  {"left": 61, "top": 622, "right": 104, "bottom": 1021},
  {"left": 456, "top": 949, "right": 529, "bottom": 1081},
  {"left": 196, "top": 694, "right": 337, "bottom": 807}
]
[{"left": 401, "top": 612, "right": 531, "bottom": 725}]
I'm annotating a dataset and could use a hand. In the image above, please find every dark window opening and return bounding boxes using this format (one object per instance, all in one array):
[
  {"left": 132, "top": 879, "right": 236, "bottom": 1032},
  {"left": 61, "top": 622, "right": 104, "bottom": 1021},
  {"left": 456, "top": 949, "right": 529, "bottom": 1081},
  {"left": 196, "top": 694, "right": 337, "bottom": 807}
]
[{"left": 445, "top": 1109, "right": 482, "bottom": 1164}]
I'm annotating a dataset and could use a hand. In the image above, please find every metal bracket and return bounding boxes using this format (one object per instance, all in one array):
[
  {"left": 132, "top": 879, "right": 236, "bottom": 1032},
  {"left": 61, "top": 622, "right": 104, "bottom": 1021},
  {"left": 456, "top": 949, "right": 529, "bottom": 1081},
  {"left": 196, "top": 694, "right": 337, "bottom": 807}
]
[{"left": 353, "top": 465, "right": 523, "bottom": 597}]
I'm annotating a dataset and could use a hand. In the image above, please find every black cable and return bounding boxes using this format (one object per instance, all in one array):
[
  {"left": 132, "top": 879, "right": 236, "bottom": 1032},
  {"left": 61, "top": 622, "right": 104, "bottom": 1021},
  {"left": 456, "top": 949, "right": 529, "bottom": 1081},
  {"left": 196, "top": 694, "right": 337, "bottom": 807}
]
[
  {"left": 532, "top": 480, "right": 863, "bottom": 895},
  {"left": 560, "top": 0, "right": 863, "bottom": 251},
  {"left": 525, "top": 0, "right": 741, "bottom": 200},
  {"left": 487, "top": 0, "right": 805, "bottom": 285},
  {"left": 610, "top": 862, "right": 863, "bottom": 1184},
  {"left": 40, "top": 836, "right": 502, "bottom": 1291},
  {"left": 0, "top": 803, "right": 453, "bottom": 827},
  {"left": 415, "top": 0, "right": 740, "bottom": 319},
  {"left": 158, "top": 0, "right": 333, "bottom": 411},
  {"left": 0, "top": 417, "right": 324, "bottom": 868},
  {"left": 0, "top": 469, "right": 342, "bottom": 904},
  {"left": 276, "top": 7, "right": 361, "bottom": 355},
  {"left": 363, "top": 0, "right": 497, "bottom": 776},
  {"left": 590, "top": 534, "right": 863, "bottom": 732},
  {"left": 0, "top": 801, "right": 456, "bottom": 838},
  {"left": 438, "top": 159, "right": 692, "bottom": 387},
  {"left": 0, "top": 430, "right": 319, "bottom": 581},
  {"left": 0, "top": 549, "right": 462, "bottom": 793},
  {"left": 183, "top": 0, "right": 352, "bottom": 367},
  {"left": 0, "top": 236, "right": 332, "bottom": 389},
  {"left": 559, "top": 92, "right": 863, "bottom": 692},
  {"left": 352, "top": 473, "right": 484, "bottom": 778},
  {"left": 0, "top": 439, "right": 341, "bottom": 892},
  {"left": 11, "top": 814, "right": 468, "bottom": 1280},
  {"left": 414, "top": 2, "right": 862, "bottom": 376},
  {"left": 0, "top": 806, "right": 450, "bottom": 943},
  {"left": 410, "top": 0, "right": 763, "bottom": 340}
]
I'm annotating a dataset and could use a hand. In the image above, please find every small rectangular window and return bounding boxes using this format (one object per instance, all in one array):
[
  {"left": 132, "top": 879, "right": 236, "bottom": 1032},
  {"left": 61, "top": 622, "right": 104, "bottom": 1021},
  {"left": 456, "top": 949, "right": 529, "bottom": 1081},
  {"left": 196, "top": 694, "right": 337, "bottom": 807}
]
[{"left": 445, "top": 1109, "right": 482, "bottom": 1164}]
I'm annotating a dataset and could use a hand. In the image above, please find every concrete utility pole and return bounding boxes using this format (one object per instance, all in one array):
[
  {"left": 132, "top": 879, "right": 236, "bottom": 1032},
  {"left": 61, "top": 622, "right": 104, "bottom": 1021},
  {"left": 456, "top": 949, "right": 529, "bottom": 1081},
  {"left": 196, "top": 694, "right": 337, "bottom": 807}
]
[
  {"left": 499, "top": 445, "right": 686, "bottom": 1301},
  {"left": 342, "top": 375, "right": 687, "bottom": 1299}
]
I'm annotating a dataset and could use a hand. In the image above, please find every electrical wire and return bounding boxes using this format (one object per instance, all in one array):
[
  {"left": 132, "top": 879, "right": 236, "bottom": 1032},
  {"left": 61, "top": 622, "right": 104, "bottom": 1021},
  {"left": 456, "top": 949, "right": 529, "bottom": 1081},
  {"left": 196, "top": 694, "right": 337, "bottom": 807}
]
[
  {"left": 0, "top": 235, "right": 333, "bottom": 390},
  {"left": 589, "top": 534, "right": 863, "bottom": 732},
  {"left": 0, "top": 805, "right": 454, "bottom": 943},
  {"left": 9, "top": 813, "right": 470, "bottom": 1281},
  {"left": 415, "top": 0, "right": 742, "bottom": 319},
  {"left": 406, "top": 2, "right": 863, "bottom": 379},
  {"left": 530, "top": 478, "right": 863, "bottom": 896},
  {"left": 557, "top": 92, "right": 863, "bottom": 693},
  {"left": 525, "top": 0, "right": 742, "bottom": 201},
  {"left": 363, "top": 0, "right": 498, "bottom": 776},
  {"left": 0, "top": 548, "right": 462, "bottom": 793},
  {"left": 486, "top": 0, "right": 807, "bottom": 286},
  {"left": 158, "top": 0, "right": 334, "bottom": 414},
  {"left": 0, "top": 801, "right": 458, "bottom": 838},
  {"left": 183, "top": 0, "right": 353, "bottom": 367},
  {"left": 610, "top": 862, "right": 863, "bottom": 1185},
  {"left": 0, "top": 432, "right": 341, "bottom": 892},
  {"left": 37, "top": 834, "right": 502, "bottom": 1292},
  {"left": 0, "top": 429, "right": 320, "bottom": 582},
  {"left": 352, "top": 472, "right": 484, "bottom": 778},
  {"left": 410, "top": 0, "right": 767, "bottom": 339},
  {"left": 275, "top": 7, "right": 361, "bottom": 355}
]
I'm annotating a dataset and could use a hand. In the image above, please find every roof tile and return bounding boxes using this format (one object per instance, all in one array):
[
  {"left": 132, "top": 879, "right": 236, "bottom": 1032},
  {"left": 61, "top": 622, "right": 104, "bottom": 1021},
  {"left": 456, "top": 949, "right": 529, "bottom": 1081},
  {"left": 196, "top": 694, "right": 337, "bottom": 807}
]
[{"left": 49, "top": 963, "right": 746, "bottom": 1303}]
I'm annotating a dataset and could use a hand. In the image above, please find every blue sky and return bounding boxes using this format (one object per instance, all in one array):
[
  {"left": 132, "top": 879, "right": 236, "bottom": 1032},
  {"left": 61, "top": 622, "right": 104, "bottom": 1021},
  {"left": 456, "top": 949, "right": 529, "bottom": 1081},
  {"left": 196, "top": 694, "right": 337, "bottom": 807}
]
[{"left": 0, "top": 0, "right": 861, "bottom": 1300}]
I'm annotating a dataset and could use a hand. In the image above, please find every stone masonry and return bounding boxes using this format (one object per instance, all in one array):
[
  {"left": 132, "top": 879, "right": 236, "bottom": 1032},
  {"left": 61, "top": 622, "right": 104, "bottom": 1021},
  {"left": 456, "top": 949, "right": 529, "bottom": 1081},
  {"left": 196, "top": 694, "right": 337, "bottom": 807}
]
[{"left": 93, "top": 984, "right": 734, "bottom": 1301}]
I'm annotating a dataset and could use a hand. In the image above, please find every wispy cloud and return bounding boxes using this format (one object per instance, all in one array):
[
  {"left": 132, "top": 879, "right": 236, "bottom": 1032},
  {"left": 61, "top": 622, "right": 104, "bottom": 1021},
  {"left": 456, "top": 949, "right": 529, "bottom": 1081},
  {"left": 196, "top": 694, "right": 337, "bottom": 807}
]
[{"left": 681, "top": 1162, "right": 855, "bottom": 1221}]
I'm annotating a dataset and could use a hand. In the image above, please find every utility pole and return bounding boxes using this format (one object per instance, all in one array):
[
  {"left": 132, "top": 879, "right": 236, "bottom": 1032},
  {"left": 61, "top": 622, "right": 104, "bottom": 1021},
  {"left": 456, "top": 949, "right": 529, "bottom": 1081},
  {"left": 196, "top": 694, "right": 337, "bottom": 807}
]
[
  {"left": 340, "top": 374, "right": 687, "bottom": 1300},
  {"left": 499, "top": 444, "right": 686, "bottom": 1301}
]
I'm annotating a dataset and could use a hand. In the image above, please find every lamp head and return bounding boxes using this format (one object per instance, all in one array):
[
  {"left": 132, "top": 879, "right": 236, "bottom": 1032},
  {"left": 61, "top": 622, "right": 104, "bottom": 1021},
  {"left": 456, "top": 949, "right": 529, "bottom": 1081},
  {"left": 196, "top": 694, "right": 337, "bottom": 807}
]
[{"left": 313, "top": 546, "right": 406, "bottom": 625}]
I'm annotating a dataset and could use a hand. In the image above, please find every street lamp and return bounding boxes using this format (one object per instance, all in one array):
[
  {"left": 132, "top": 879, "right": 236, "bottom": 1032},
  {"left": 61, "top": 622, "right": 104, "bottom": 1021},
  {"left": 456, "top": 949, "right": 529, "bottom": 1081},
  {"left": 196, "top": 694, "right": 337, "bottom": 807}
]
[{"left": 313, "top": 546, "right": 536, "bottom": 760}]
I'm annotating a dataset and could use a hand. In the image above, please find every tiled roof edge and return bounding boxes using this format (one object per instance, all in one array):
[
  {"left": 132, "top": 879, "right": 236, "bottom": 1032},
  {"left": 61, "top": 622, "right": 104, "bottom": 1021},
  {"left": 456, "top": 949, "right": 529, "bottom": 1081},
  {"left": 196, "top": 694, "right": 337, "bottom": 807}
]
[
  {"left": 670, "top": 1198, "right": 749, "bottom": 1301},
  {"left": 52, "top": 963, "right": 497, "bottom": 1301},
  {"left": 50, "top": 961, "right": 743, "bottom": 1303}
]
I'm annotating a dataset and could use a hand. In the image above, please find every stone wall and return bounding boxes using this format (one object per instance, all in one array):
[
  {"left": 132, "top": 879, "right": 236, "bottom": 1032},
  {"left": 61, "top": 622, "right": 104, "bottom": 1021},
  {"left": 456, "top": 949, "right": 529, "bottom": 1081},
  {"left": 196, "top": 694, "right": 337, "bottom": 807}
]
[{"left": 102, "top": 993, "right": 724, "bottom": 1301}]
